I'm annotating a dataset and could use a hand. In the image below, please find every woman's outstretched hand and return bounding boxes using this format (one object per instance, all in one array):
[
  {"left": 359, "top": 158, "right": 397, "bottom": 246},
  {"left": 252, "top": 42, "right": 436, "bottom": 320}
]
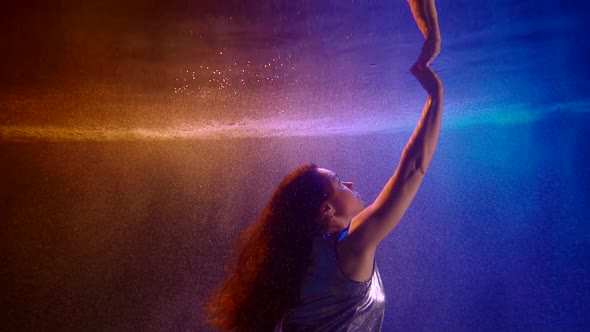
[
  {"left": 410, "top": 63, "right": 442, "bottom": 97},
  {"left": 337, "top": 0, "right": 444, "bottom": 283}
]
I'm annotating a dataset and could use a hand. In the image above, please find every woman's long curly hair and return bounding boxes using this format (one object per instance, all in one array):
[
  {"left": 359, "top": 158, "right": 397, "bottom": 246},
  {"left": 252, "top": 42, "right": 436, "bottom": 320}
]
[{"left": 206, "top": 164, "right": 333, "bottom": 331}]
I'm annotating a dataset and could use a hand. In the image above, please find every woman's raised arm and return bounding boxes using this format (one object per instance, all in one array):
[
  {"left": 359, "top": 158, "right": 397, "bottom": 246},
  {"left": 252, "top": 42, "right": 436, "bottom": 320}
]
[{"left": 337, "top": 0, "right": 443, "bottom": 281}]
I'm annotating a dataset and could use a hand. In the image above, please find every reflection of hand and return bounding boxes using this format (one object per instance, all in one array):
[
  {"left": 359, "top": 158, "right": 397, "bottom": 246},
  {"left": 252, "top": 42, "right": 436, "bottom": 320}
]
[
  {"left": 407, "top": 0, "right": 441, "bottom": 66},
  {"left": 417, "top": 32, "right": 441, "bottom": 66},
  {"left": 409, "top": 63, "right": 442, "bottom": 96}
]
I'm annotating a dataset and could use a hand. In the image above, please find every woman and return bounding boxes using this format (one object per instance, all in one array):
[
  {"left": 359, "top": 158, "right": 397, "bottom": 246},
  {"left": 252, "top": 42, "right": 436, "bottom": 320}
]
[{"left": 206, "top": 0, "right": 442, "bottom": 330}]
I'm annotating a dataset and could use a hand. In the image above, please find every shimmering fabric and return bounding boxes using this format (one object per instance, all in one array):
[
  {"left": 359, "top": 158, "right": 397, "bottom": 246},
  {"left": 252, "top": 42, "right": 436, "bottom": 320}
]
[{"left": 275, "top": 231, "right": 386, "bottom": 331}]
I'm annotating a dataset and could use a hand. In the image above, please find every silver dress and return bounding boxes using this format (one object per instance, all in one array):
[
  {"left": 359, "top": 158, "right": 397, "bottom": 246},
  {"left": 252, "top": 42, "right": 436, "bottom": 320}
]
[{"left": 276, "top": 230, "right": 386, "bottom": 331}]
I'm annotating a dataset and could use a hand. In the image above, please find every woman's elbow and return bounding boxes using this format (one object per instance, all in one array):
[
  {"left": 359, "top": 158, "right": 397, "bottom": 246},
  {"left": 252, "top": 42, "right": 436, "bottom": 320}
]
[{"left": 401, "top": 144, "right": 432, "bottom": 177}]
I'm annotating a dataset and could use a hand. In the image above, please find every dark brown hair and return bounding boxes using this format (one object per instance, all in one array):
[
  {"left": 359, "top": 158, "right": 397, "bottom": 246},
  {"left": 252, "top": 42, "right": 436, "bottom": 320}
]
[{"left": 206, "top": 163, "right": 332, "bottom": 331}]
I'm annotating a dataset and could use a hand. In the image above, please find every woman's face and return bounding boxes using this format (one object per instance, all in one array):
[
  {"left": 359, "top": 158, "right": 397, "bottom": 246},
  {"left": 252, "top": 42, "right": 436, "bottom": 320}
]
[{"left": 317, "top": 168, "right": 365, "bottom": 232}]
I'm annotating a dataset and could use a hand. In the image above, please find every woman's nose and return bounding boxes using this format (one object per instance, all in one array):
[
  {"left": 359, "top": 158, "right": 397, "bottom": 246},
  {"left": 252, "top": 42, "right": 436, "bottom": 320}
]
[{"left": 344, "top": 182, "right": 355, "bottom": 190}]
